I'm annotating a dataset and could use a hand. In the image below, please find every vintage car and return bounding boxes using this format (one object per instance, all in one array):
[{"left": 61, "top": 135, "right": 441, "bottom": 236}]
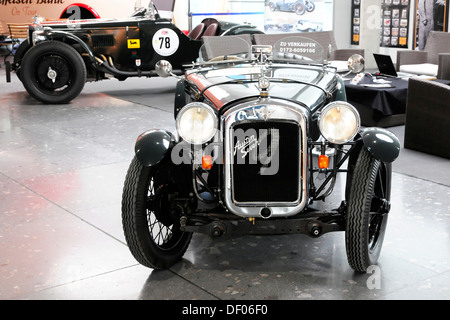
[
  {"left": 121, "top": 35, "right": 401, "bottom": 273},
  {"left": 264, "top": 19, "right": 294, "bottom": 32},
  {"left": 6, "top": 2, "right": 262, "bottom": 104},
  {"left": 267, "top": 0, "right": 316, "bottom": 15},
  {"left": 295, "top": 20, "right": 323, "bottom": 32}
]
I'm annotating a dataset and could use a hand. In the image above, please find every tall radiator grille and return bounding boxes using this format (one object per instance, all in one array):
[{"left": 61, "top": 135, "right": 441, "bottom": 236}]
[{"left": 231, "top": 121, "right": 301, "bottom": 203}]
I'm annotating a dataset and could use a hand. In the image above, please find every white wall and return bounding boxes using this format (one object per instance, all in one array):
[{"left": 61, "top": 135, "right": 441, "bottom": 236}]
[{"left": 333, "top": 0, "right": 353, "bottom": 49}]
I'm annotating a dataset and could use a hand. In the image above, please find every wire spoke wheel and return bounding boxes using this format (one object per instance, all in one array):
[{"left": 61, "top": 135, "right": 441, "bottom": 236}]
[
  {"left": 345, "top": 148, "right": 392, "bottom": 273},
  {"left": 122, "top": 157, "right": 192, "bottom": 269},
  {"left": 35, "top": 55, "right": 72, "bottom": 93},
  {"left": 21, "top": 41, "right": 86, "bottom": 104}
]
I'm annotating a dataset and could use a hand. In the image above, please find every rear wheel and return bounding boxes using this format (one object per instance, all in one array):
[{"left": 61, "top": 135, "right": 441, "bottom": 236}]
[
  {"left": 21, "top": 41, "right": 86, "bottom": 104},
  {"left": 305, "top": 1, "right": 316, "bottom": 12},
  {"left": 122, "top": 157, "right": 192, "bottom": 269},
  {"left": 345, "top": 148, "right": 392, "bottom": 273}
]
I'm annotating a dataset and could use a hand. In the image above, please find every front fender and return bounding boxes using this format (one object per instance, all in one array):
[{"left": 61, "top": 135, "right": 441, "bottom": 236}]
[
  {"left": 135, "top": 129, "right": 177, "bottom": 166},
  {"left": 360, "top": 127, "right": 400, "bottom": 163}
]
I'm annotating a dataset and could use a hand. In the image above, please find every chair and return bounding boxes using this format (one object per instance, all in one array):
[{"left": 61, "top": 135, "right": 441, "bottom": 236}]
[
  {"left": 188, "top": 23, "right": 205, "bottom": 40},
  {"left": 7, "top": 23, "right": 29, "bottom": 48},
  {"left": 202, "top": 23, "right": 219, "bottom": 37},
  {"left": 404, "top": 78, "right": 450, "bottom": 159},
  {"left": 0, "top": 22, "right": 13, "bottom": 64},
  {"left": 396, "top": 31, "right": 450, "bottom": 80}
]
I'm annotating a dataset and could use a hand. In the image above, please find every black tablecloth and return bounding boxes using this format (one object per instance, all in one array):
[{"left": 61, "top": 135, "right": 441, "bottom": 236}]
[
  {"left": 344, "top": 76, "right": 409, "bottom": 116},
  {"left": 344, "top": 77, "right": 450, "bottom": 116}
]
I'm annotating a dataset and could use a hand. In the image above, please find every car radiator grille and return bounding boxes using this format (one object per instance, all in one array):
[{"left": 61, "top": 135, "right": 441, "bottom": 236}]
[{"left": 231, "top": 121, "right": 301, "bottom": 203}]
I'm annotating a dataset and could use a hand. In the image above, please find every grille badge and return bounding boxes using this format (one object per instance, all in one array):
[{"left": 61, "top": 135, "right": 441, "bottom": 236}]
[{"left": 256, "top": 106, "right": 273, "bottom": 121}]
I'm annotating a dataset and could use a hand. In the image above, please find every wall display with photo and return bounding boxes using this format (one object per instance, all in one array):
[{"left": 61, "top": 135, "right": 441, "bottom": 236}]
[
  {"left": 414, "top": 0, "right": 449, "bottom": 50},
  {"left": 264, "top": 0, "right": 333, "bottom": 34},
  {"left": 351, "top": 0, "right": 361, "bottom": 45},
  {"left": 380, "top": 0, "right": 412, "bottom": 48}
]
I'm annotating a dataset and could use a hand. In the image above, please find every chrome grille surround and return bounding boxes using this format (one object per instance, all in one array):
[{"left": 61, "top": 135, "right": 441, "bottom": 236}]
[{"left": 222, "top": 98, "right": 309, "bottom": 218}]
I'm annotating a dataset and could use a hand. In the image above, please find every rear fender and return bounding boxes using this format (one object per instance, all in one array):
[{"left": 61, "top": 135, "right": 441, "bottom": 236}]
[
  {"left": 360, "top": 127, "right": 400, "bottom": 163},
  {"left": 135, "top": 129, "right": 177, "bottom": 167}
]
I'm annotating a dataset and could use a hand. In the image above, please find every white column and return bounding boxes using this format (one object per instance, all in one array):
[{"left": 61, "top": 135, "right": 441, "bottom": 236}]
[{"left": 360, "top": 0, "right": 382, "bottom": 69}]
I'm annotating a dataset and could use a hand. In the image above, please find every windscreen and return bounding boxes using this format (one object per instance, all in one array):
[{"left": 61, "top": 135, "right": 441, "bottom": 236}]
[
  {"left": 198, "top": 35, "right": 326, "bottom": 65},
  {"left": 272, "top": 36, "right": 325, "bottom": 63},
  {"left": 199, "top": 36, "right": 252, "bottom": 62}
]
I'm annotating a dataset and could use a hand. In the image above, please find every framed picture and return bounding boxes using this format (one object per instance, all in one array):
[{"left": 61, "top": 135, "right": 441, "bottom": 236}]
[
  {"left": 380, "top": 0, "right": 411, "bottom": 47},
  {"left": 414, "top": 0, "right": 449, "bottom": 50},
  {"left": 351, "top": 0, "right": 361, "bottom": 44}
]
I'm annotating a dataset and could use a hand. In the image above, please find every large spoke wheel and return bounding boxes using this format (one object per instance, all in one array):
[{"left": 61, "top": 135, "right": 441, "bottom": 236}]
[
  {"left": 20, "top": 41, "right": 86, "bottom": 104},
  {"left": 345, "top": 148, "right": 392, "bottom": 273},
  {"left": 295, "top": 3, "right": 306, "bottom": 15},
  {"left": 122, "top": 157, "right": 192, "bottom": 269}
]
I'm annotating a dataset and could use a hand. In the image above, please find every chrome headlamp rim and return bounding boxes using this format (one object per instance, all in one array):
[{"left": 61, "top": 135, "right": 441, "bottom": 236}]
[
  {"left": 318, "top": 101, "right": 361, "bottom": 144},
  {"left": 176, "top": 102, "right": 218, "bottom": 145}
]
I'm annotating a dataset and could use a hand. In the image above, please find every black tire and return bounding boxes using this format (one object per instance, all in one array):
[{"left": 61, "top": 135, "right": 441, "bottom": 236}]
[
  {"left": 295, "top": 3, "right": 306, "bottom": 15},
  {"left": 122, "top": 156, "right": 192, "bottom": 269},
  {"left": 345, "top": 148, "right": 392, "bottom": 273},
  {"left": 20, "top": 41, "right": 86, "bottom": 104},
  {"left": 269, "top": 2, "right": 276, "bottom": 11},
  {"left": 13, "top": 39, "right": 32, "bottom": 81}
]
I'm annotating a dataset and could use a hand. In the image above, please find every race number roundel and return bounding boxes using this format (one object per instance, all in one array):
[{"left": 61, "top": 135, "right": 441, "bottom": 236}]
[{"left": 152, "top": 28, "right": 180, "bottom": 57}]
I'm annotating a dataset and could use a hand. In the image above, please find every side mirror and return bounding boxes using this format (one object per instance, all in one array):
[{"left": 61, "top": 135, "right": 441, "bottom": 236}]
[
  {"left": 327, "top": 44, "right": 332, "bottom": 60},
  {"left": 155, "top": 60, "right": 173, "bottom": 78},
  {"left": 347, "top": 54, "right": 365, "bottom": 73}
]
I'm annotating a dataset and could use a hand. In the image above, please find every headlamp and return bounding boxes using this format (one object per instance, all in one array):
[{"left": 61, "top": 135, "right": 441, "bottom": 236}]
[
  {"left": 318, "top": 102, "right": 360, "bottom": 144},
  {"left": 176, "top": 102, "right": 217, "bottom": 145}
]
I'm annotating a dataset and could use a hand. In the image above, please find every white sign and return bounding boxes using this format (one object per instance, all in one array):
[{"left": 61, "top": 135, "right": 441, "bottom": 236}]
[{"left": 152, "top": 28, "right": 179, "bottom": 57}]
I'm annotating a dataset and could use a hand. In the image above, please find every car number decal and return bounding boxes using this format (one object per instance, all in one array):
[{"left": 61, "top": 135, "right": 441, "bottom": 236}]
[
  {"left": 128, "top": 39, "right": 141, "bottom": 49},
  {"left": 152, "top": 28, "right": 179, "bottom": 57}
]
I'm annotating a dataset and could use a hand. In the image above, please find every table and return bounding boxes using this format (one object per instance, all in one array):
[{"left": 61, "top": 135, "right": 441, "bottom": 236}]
[{"left": 344, "top": 76, "right": 409, "bottom": 127}]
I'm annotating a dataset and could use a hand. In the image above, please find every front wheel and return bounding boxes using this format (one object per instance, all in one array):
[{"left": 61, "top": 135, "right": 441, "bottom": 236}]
[
  {"left": 295, "top": 3, "right": 306, "bottom": 15},
  {"left": 20, "top": 41, "right": 86, "bottom": 104},
  {"left": 122, "top": 156, "right": 192, "bottom": 269},
  {"left": 345, "top": 148, "right": 392, "bottom": 273}
]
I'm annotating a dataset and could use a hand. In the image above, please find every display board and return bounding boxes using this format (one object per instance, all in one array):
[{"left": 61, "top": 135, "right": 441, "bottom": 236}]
[
  {"left": 380, "top": 0, "right": 411, "bottom": 48},
  {"left": 351, "top": 0, "right": 361, "bottom": 45}
]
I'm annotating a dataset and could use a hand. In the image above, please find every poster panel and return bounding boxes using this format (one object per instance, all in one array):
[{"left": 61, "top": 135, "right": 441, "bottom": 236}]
[
  {"left": 189, "top": 0, "right": 265, "bottom": 31},
  {"left": 414, "top": 0, "right": 449, "bottom": 50},
  {"left": 380, "top": 0, "right": 411, "bottom": 48},
  {"left": 263, "top": 0, "right": 333, "bottom": 34},
  {"left": 351, "top": 0, "right": 361, "bottom": 45}
]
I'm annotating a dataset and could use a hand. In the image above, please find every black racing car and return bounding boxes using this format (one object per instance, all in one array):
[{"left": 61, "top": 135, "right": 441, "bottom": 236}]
[{"left": 6, "top": 2, "right": 262, "bottom": 104}]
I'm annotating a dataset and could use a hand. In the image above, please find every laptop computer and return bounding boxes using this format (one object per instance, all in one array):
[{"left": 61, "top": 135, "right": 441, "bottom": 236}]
[
  {"left": 373, "top": 53, "right": 412, "bottom": 78},
  {"left": 373, "top": 53, "right": 398, "bottom": 77}
]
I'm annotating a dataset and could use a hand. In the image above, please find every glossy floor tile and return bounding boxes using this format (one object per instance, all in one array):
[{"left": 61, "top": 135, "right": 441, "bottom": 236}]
[{"left": 0, "top": 56, "right": 449, "bottom": 300}]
